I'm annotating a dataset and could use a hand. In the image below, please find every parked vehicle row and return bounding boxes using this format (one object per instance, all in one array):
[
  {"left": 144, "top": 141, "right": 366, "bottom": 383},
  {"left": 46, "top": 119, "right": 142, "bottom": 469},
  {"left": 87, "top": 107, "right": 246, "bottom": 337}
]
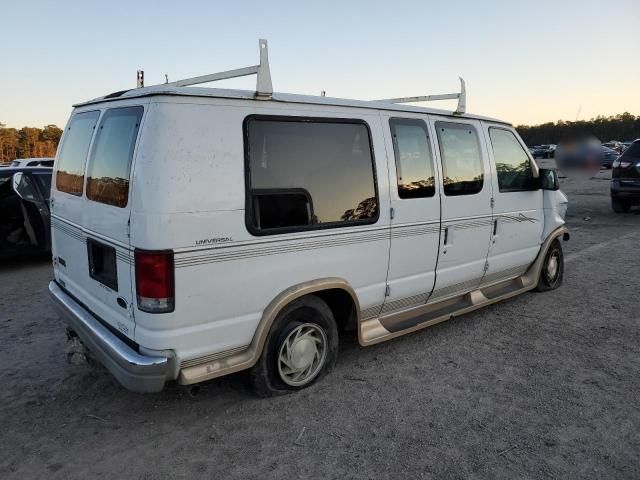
[{"left": 555, "top": 140, "right": 620, "bottom": 170}]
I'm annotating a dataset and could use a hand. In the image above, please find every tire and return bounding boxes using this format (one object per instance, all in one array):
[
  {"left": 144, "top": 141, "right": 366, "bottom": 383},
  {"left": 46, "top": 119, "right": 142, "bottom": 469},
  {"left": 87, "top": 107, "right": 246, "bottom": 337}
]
[
  {"left": 612, "top": 199, "right": 631, "bottom": 213},
  {"left": 535, "top": 239, "right": 564, "bottom": 292},
  {"left": 249, "top": 295, "right": 338, "bottom": 397}
]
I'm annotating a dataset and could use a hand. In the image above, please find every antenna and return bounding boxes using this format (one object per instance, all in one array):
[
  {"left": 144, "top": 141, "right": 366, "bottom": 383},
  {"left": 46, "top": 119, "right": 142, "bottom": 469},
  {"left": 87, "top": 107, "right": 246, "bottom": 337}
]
[{"left": 376, "top": 77, "right": 467, "bottom": 115}]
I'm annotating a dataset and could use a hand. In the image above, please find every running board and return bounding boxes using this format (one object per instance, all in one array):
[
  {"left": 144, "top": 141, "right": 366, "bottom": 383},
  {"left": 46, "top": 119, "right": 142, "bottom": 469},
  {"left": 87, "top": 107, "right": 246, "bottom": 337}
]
[{"left": 360, "top": 274, "right": 533, "bottom": 346}]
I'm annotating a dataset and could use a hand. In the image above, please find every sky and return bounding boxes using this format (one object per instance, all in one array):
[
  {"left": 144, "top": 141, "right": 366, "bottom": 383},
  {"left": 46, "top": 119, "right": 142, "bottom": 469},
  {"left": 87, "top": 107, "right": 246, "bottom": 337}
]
[{"left": 1, "top": 0, "right": 638, "bottom": 128}]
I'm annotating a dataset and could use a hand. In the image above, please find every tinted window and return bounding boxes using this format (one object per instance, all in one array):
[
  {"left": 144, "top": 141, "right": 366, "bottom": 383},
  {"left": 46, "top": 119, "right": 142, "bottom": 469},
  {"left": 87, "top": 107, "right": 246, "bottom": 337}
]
[
  {"left": 621, "top": 142, "right": 640, "bottom": 159},
  {"left": 436, "top": 122, "right": 484, "bottom": 196},
  {"left": 13, "top": 173, "right": 39, "bottom": 202},
  {"left": 34, "top": 173, "right": 52, "bottom": 199},
  {"left": 246, "top": 118, "right": 378, "bottom": 233},
  {"left": 489, "top": 128, "right": 537, "bottom": 192},
  {"left": 55, "top": 111, "right": 100, "bottom": 195},
  {"left": 86, "top": 106, "right": 143, "bottom": 208},
  {"left": 390, "top": 118, "right": 435, "bottom": 198}
]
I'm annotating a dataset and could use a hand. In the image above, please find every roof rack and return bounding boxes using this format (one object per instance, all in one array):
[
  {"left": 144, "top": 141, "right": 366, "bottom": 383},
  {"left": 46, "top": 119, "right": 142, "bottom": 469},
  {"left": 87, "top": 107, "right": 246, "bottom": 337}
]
[
  {"left": 376, "top": 77, "right": 467, "bottom": 115},
  {"left": 156, "top": 39, "right": 273, "bottom": 98},
  {"left": 138, "top": 39, "right": 467, "bottom": 114}
]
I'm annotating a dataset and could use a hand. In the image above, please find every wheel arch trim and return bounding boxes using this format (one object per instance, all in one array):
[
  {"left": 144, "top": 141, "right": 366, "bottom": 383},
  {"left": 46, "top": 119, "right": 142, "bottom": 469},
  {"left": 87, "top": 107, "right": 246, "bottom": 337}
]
[
  {"left": 178, "top": 277, "right": 360, "bottom": 385},
  {"left": 521, "top": 225, "right": 569, "bottom": 289}
]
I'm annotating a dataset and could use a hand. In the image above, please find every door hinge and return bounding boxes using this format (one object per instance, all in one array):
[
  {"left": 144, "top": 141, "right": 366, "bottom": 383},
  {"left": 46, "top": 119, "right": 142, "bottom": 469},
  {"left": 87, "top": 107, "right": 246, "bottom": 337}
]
[
  {"left": 483, "top": 261, "right": 489, "bottom": 273},
  {"left": 490, "top": 197, "right": 495, "bottom": 208},
  {"left": 390, "top": 207, "right": 395, "bottom": 220},
  {"left": 385, "top": 284, "right": 391, "bottom": 297},
  {"left": 126, "top": 219, "right": 131, "bottom": 238}
]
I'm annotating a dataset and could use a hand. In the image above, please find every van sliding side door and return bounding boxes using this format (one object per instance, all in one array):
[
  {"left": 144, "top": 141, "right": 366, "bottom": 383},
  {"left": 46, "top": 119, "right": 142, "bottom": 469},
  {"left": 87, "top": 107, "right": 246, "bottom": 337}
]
[
  {"left": 428, "top": 116, "right": 494, "bottom": 302},
  {"left": 376, "top": 113, "right": 441, "bottom": 331}
]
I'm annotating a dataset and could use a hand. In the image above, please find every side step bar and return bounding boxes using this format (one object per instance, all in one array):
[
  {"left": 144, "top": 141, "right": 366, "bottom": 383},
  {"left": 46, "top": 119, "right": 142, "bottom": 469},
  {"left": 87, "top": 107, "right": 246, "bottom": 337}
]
[{"left": 359, "top": 226, "right": 568, "bottom": 346}]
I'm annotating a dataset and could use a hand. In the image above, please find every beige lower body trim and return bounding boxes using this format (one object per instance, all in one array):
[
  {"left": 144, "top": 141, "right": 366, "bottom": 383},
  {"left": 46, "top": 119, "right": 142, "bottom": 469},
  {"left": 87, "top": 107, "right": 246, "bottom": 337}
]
[
  {"left": 178, "top": 227, "right": 567, "bottom": 385},
  {"left": 178, "top": 277, "right": 360, "bottom": 386},
  {"left": 359, "top": 226, "right": 568, "bottom": 346}
]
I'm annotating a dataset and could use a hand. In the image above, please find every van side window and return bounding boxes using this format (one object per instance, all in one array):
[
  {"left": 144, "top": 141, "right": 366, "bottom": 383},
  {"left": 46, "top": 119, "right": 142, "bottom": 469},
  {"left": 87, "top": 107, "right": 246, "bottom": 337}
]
[
  {"left": 245, "top": 117, "right": 379, "bottom": 234},
  {"left": 389, "top": 118, "right": 435, "bottom": 198},
  {"left": 489, "top": 128, "right": 537, "bottom": 192},
  {"left": 55, "top": 111, "right": 100, "bottom": 196},
  {"left": 435, "top": 122, "right": 484, "bottom": 196},
  {"left": 86, "top": 106, "right": 143, "bottom": 208}
]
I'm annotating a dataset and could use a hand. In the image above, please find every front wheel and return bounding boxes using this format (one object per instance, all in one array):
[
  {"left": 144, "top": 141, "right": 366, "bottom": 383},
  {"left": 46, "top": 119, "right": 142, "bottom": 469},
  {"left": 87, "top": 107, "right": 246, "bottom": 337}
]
[
  {"left": 612, "top": 199, "right": 631, "bottom": 213},
  {"left": 249, "top": 295, "right": 338, "bottom": 397},
  {"left": 535, "top": 239, "right": 564, "bottom": 292}
]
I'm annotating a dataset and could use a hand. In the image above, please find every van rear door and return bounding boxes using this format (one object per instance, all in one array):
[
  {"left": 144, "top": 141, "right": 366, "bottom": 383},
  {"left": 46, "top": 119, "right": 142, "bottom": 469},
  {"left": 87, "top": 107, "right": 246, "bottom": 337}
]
[{"left": 52, "top": 105, "right": 145, "bottom": 340}]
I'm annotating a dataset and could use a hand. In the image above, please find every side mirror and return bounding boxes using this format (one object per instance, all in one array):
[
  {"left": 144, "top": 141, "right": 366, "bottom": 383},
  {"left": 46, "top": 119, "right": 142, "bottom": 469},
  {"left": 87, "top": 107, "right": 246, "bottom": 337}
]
[
  {"left": 12, "top": 172, "right": 38, "bottom": 202},
  {"left": 539, "top": 168, "right": 559, "bottom": 191}
]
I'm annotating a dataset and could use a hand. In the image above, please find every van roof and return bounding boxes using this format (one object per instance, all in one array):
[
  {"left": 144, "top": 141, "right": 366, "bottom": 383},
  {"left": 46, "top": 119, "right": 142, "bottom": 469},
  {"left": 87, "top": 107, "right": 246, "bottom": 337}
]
[{"left": 74, "top": 85, "right": 510, "bottom": 125}]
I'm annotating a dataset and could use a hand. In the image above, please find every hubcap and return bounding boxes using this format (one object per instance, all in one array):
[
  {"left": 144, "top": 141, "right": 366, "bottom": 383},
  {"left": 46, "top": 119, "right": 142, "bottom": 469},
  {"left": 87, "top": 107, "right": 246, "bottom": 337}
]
[
  {"left": 277, "top": 323, "right": 327, "bottom": 387},
  {"left": 546, "top": 252, "right": 559, "bottom": 282}
]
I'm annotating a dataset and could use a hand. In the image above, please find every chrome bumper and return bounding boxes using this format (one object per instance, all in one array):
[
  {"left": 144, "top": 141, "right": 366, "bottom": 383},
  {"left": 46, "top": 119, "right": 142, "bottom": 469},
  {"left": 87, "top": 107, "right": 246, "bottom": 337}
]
[{"left": 48, "top": 281, "right": 168, "bottom": 393}]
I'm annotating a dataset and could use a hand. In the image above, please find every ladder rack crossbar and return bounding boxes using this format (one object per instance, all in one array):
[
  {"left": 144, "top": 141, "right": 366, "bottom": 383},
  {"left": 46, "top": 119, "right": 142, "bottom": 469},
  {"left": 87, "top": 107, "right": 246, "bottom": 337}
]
[
  {"left": 376, "top": 77, "right": 467, "bottom": 115},
  {"left": 149, "top": 39, "right": 273, "bottom": 98},
  {"left": 167, "top": 65, "right": 259, "bottom": 88},
  {"left": 379, "top": 93, "right": 460, "bottom": 103}
]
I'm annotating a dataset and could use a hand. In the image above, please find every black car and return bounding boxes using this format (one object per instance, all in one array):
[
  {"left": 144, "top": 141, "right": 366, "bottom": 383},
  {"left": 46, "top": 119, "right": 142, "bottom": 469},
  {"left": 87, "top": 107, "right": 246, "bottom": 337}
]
[
  {"left": 0, "top": 166, "right": 52, "bottom": 258},
  {"left": 530, "top": 144, "right": 556, "bottom": 159},
  {"left": 611, "top": 140, "right": 640, "bottom": 213}
]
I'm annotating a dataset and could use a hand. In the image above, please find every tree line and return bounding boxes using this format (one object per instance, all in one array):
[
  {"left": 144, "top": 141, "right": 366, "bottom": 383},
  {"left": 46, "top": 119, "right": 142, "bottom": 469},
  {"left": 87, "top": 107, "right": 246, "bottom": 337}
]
[
  {"left": 516, "top": 112, "right": 640, "bottom": 146},
  {"left": 0, "top": 122, "right": 63, "bottom": 163}
]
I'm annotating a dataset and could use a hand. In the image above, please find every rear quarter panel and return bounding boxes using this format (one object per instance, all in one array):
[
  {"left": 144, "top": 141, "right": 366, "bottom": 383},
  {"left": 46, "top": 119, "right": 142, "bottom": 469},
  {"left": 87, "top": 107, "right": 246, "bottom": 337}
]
[{"left": 131, "top": 98, "right": 391, "bottom": 362}]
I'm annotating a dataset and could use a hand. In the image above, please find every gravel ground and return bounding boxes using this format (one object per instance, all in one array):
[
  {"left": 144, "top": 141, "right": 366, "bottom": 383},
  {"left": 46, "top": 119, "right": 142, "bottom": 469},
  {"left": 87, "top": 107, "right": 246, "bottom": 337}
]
[{"left": 1, "top": 171, "right": 639, "bottom": 479}]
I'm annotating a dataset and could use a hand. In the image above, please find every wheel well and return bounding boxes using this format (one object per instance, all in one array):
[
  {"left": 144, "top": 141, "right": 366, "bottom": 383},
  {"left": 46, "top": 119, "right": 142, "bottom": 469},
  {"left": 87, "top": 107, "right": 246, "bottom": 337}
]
[{"left": 312, "top": 288, "right": 357, "bottom": 332}]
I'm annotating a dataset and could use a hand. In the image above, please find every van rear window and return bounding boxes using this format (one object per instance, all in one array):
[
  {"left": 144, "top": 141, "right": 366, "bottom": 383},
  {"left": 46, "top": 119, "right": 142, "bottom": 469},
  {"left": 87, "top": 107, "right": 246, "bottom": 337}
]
[
  {"left": 55, "top": 111, "right": 100, "bottom": 195},
  {"left": 86, "top": 106, "right": 143, "bottom": 208}
]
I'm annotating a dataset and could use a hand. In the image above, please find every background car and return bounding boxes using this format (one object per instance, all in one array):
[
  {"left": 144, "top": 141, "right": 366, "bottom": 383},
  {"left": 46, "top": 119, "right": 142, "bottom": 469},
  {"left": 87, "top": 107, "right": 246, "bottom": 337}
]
[
  {"left": 0, "top": 166, "right": 52, "bottom": 259},
  {"left": 611, "top": 139, "right": 640, "bottom": 213},
  {"left": 600, "top": 145, "right": 619, "bottom": 168},
  {"left": 602, "top": 141, "right": 623, "bottom": 154},
  {"left": 529, "top": 145, "right": 543, "bottom": 157},
  {"left": 529, "top": 144, "right": 556, "bottom": 159},
  {"left": 10, "top": 157, "right": 55, "bottom": 168}
]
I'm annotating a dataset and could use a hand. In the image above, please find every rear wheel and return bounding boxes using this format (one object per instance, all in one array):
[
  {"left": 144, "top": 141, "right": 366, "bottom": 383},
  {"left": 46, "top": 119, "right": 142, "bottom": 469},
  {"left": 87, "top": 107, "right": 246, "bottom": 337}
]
[
  {"left": 612, "top": 199, "right": 631, "bottom": 213},
  {"left": 249, "top": 295, "right": 338, "bottom": 397},
  {"left": 535, "top": 239, "right": 564, "bottom": 292}
]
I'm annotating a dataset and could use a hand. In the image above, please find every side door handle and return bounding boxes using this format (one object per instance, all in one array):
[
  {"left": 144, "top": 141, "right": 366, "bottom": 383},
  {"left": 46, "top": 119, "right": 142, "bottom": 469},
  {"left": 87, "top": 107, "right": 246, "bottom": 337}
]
[{"left": 443, "top": 226, "right": 449, "bottom": 245}]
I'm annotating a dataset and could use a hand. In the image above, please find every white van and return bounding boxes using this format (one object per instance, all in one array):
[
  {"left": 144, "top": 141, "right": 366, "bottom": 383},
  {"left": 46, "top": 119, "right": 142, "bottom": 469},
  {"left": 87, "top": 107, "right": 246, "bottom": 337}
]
[{"left": 49, "top": 41, "right": 569, "bottom": 395}]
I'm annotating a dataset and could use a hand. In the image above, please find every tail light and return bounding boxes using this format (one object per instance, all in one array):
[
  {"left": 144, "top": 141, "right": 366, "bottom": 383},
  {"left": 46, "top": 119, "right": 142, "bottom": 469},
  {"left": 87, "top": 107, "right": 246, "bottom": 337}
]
[{"left": 135, "top": 250, "right": 175, "bottom": 313}]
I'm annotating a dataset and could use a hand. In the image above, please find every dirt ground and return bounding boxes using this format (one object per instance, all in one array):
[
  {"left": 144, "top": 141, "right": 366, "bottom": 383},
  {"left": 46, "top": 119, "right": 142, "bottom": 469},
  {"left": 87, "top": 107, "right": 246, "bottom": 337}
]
[{"left": 1, "top": 171, "right": 639, "bottom": 479}]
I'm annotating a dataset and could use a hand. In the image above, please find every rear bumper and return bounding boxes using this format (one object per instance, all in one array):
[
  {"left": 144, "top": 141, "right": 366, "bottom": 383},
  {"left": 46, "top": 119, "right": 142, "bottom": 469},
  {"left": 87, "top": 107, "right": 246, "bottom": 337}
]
[{"left": 48, "top": 281, "right": 168, "bottom": 393}]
